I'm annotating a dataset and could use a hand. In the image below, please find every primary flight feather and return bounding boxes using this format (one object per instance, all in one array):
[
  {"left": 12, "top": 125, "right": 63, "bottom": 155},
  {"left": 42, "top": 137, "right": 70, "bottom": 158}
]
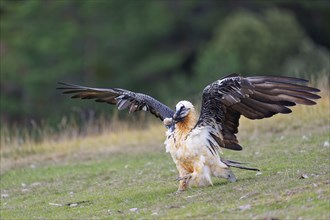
[{"left": 57, "top": 74, "right": 320, "bottom": 191}]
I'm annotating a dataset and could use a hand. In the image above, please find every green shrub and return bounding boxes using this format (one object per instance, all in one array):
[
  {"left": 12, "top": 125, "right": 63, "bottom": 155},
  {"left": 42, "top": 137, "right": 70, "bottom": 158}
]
[{"left": 195, "top": 9, "right": 329, "bottom": 87}]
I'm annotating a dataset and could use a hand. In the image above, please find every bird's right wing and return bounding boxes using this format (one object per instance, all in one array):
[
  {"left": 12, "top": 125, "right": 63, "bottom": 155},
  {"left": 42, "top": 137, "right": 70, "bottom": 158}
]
[{"left": 57, "top": 82, "right": 174, "bottom": 121}]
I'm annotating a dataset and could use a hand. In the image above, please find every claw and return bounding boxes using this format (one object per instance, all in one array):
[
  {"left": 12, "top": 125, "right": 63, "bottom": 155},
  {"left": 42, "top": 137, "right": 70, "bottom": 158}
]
[
  {"left": 176, "top": 174, "right": 192, "bottom": 184},
  {"left": 227, "top": 170, "right": 237, "bottom": 182}
]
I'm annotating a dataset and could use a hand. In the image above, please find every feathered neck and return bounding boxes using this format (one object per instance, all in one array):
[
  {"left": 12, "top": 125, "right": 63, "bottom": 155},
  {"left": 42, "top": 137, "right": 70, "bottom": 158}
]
[{"left": 175, "top": 110, "right": 197, "bottom": 137}]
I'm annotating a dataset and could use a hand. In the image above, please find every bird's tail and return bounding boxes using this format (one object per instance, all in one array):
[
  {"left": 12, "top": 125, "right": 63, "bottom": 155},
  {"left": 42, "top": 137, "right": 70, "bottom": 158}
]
[{"left": 222, "top": 159, "right": 260, "bottom": 171}]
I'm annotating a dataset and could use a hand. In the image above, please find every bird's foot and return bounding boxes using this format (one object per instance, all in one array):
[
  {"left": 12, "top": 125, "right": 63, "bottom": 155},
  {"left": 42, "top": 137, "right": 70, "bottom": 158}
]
[
  {"left": 176, "top": 174, "right": 192, "bottom": 184},
  {"left": 226, "top": 170, "right": 237, "bottom": 183},
  {"left": 163, "top": 118, "right": 173, "bottom": 126},
  {"left": 176, "top": 174, "right": 192, "bottom": 191}
]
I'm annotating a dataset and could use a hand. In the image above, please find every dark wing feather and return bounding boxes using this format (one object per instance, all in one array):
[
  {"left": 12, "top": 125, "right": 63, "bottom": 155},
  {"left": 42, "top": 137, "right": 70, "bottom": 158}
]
[
  {"left": 57, "top": 82, "right": 174, "bottom": 121},
  {"left": 194, "top": 74, "right": 321, "bottom": 151}
]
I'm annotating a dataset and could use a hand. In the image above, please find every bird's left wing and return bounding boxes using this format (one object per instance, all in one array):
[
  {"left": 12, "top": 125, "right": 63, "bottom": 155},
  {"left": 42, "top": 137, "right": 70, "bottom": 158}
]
[
  {"left": 190, "top": 74, "right": 320, "bottom": 154},
  {"left": 57, "top": 82, "right": 174, "bottom": 121}
]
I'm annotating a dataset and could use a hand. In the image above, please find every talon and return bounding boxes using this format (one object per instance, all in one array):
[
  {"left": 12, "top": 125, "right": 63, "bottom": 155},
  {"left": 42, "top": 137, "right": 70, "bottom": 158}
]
[
  {"left": 163, "top": 118, "right": 173, "bottom": 126},
  {"left": 227, "top": 170, "right": 237, "bottom": 183},
  {"left": 176, "top": 174, "right": 192, "bottom": 184},
  {"left": 184, "top": 175, "right": 192, "bottom": 185}
]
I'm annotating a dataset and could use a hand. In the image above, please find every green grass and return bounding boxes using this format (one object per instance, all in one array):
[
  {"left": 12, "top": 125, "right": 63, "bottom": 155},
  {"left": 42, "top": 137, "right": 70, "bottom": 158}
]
[
  {"left": 1, "top": 82, "right": 329, "bottom": 219},
  {"left": 1, "top": 130, "right": 329, "bottom": 219}
]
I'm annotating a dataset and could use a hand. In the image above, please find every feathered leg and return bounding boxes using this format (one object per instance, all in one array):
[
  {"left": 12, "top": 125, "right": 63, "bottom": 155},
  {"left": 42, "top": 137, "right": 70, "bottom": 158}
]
[
  {"left": 177, "top": 161, "right": 214, "bottom": 190},
  {"left": 174, "top": 163, "right": 192, "bottom": 192}
]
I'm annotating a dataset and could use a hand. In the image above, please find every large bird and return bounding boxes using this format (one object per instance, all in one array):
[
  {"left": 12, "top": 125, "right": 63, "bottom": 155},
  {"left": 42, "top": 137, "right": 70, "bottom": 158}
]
[{"left": 57, "top": 74, "right": 320, "bottom": 191}]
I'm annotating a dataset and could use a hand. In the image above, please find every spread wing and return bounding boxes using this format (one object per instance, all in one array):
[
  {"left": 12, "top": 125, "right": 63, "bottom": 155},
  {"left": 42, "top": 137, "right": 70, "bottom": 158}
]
[
  {"left": 193, "top": 74, "right": 321, "bottom": 152},
  {"left": 57, "top": 82, "right": 174, "bottom": 121}
]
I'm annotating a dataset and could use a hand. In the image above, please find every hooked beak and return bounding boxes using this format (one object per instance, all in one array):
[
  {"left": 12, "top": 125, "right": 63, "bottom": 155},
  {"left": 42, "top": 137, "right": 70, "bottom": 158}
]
[{"left": 173, "top": 106, "right": 190, "bottom": 123}]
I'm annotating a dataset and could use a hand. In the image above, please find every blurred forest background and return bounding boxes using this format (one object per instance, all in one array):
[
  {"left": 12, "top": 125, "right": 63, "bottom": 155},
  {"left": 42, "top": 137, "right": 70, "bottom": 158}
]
[{"left": 1, "top": 0, "right": 329, "bottom": 129}]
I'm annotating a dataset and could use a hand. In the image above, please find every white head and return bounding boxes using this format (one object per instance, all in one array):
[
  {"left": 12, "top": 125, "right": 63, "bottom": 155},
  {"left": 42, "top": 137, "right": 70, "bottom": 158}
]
[{"left": 173, "top": 100, "right": 195, "bottom": 122}]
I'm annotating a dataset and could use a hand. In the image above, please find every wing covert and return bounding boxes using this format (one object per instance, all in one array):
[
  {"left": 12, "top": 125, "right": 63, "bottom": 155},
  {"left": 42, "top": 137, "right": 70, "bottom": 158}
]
[{"left": 57, "top": 82, "right": 174, "bottom": 121}]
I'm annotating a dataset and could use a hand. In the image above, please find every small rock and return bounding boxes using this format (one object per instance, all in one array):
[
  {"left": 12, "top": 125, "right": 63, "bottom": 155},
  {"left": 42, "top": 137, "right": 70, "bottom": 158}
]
[
  {"left": 239, "top": 204, "right": 251, "bottom": 211},
  {"left": 239, "top": 193, "right": 249, "bottom": 200},
  {"left": 151, "top": 212, "right": 158, "bottom": 216},
  {"left": 21, "top": 183, "right": 27, "bottom": 188},
  {"left": 49, "top": 203, "right": 62, "bottom": 207},
  {"left": 299, "top": 174, "right": 309, "bottom": 179},
  {"left": 169, "top": 205, "right": 181, "bottom": 209},
  {"left": 66, "top": 200, "right": 90, "bottom": 207},
  {"left": 1, "top": 194, "right": 9, "bottom": 198},
  {"left": 302, "top": 135, "right": 308, "bottom": 141},
  {"left": 129, "top": 208, "right": 138, "bottom": 212},
  {"left": 256, "top": 172, "right": 262, "bottom": 176},
  {"left": 324, "top": 141, "right": 329, "bottom": 147}
]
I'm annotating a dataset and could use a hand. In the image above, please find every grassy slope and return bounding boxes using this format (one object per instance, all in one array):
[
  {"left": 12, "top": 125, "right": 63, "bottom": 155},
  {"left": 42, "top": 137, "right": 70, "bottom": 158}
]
[{"left": 1, "top": 86, "right": 329, "bottom": 219}]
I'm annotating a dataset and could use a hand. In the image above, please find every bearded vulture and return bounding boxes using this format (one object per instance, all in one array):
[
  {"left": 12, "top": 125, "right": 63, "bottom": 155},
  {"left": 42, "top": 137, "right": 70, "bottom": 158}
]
[{"left": 57, "top": 74, "right": 320, "bottom": 191}]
